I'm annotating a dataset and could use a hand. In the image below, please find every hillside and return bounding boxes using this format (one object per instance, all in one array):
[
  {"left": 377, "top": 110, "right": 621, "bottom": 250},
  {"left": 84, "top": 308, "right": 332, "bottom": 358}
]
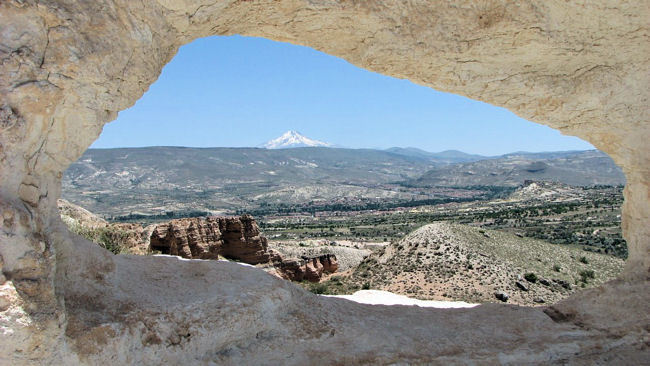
[
  {"left": 334, "top": 222, "right": 624, "bottom": 306},
  {"left": 62, "top": 147, "right": 623, "bottom": 218},
  {"left": 63, "top": 146, "right": 435, "bottom": 216},
  {"left": 385, "top": 147, "right": 486, "bottom": 164},
  {"left": 409, "top": 150, "right": 624, "bottom": 187}
]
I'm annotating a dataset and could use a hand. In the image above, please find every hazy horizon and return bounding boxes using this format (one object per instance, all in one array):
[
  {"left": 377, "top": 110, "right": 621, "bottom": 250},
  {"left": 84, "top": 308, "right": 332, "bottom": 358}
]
[
  {"left": 86, "top": 137, "right": 597, "bottom": 157},
  {"left": 92, "top": 35, "right": 594, "bottom": 156}
]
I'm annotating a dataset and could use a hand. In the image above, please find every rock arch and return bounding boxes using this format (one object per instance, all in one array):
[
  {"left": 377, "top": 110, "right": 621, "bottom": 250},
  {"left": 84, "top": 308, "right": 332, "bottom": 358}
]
[{"left": 0, "top": 1, "right": 648, "bottom": 364}]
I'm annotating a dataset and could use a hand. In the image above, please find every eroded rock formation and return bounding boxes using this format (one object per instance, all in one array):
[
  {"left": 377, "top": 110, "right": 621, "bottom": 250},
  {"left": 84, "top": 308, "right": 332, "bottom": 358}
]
[
  {"left": 276, "top": 254, "right": 340, "bottom": 282},
  {"left": 0, "top": 1, "right": 648, "bottom": 364},
  {"left": 149, "top": 215, "right": 279, "bottom": 264},
  {"left": 147, "top": 215, "right": 338, "bottom": 281}
]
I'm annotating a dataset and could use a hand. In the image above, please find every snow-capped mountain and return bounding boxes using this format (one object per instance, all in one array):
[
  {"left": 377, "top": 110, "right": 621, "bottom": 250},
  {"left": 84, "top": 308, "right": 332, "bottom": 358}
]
[{"left": 261, "top": 130, "right": 332, "bottom": 149}]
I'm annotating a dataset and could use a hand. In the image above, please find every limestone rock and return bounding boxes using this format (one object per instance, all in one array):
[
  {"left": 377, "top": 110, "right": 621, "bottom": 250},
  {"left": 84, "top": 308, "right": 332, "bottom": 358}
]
[{"left": 0, "top": 1, "right": 648, "bottom": 364}]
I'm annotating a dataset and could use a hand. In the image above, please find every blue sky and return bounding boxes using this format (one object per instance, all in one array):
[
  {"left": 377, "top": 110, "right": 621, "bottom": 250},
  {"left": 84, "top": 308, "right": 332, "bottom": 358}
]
[{"left": 92, "top": 35, "right": 593, "bottom": 156}]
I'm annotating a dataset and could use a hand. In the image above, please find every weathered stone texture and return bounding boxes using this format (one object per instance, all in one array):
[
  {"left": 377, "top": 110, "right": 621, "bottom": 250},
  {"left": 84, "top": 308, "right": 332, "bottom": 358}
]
[
  {"left": 149, "top": 215, "right": 277, "bottom": 263},
  {"left": 276, "top": 253, "right": 339, "bottom": 282},
  {"left": 0, "top": 0, "right": 648, "bottom": 364}
]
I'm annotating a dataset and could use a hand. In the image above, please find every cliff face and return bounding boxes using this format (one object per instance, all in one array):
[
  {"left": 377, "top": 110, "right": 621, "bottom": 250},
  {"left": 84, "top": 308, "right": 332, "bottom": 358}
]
[
  {"left": 148, "top": 215, "right": 338, "bottom": 281},
  {"left": 59, "top": 204, "right": 337, "bottom": 280},
  {"left": 149, "top": 215, "right": 278, "bottom": 264},
  {"left": 150, "top": 217, "right": 222, "bottom": 260},
  {"left": 275, "top": 254, "right": 340, "bottom": 283}
]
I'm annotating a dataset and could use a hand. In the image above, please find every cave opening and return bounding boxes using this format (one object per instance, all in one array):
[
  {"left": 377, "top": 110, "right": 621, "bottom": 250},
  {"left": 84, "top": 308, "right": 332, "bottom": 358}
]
[
  {"left": 59, "top": 35, "right": 627, "bottom": 308},
  {"left": 2, "top": 2, "right": 648, "bottom": 363}
]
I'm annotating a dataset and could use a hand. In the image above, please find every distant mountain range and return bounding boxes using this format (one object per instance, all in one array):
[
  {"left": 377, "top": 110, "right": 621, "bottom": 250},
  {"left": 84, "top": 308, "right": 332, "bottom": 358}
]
[
  {"left": 261, "top": 130, "right": 332, "bottom": 149},
  {"left": 385, "top": 147, "right": 487, "bottom": 164},
  {"left": 63, "top": 146, "right": 434, "bottom": 216},
  {"left": 62, "top": 144, "right": 625, "bottom": 217},
  {"left": 407, "top": 150, "right": 624, "bottom": 187}
]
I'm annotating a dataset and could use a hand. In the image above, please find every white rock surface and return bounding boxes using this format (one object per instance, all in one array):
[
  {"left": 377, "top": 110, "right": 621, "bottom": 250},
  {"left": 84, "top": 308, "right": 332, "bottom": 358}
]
[{"left": 0, "top": 1, "right": 648, "bottom": 364}]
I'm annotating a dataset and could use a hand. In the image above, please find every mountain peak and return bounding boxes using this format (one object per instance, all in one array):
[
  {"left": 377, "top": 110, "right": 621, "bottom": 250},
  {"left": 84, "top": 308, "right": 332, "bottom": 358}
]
[{"left": 262, "top": 131, "right": 332, "bottom": 149}]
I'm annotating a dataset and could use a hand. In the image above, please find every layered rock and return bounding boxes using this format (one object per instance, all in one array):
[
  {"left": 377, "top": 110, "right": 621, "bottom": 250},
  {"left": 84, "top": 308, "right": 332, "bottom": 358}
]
[
  {"left": 150, "top": 217, "right": 223, "bottom": 259},
  {"left": 276, "top": 254, "right": 340, "bottom": 282},
  {"left": 148, "top": 215, "right": 337, "bottom": 280},
  {"left": 149, "top": 215, "right": 278, "bottom": 264}
]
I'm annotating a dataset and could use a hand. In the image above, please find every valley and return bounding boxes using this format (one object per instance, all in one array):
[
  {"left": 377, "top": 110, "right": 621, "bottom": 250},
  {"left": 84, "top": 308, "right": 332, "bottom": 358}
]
[
  {"left": 63, "top": 146, "right": 623, "bottom": 220},
  {"left": 60, "top": 144, "right": 627, "bottom": 307}
]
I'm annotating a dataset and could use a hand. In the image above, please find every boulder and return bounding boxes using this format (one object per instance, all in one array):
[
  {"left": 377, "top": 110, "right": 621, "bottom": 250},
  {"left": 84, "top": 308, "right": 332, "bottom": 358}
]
[
  {"left": 539, "top": 278, "right": 552, "bottom": 287},
  {"left": 494, "top": 291, "right": 509, "bottom": 303},
  {"left": 516, "top": 281, "right": 529, "bottom": 292}
]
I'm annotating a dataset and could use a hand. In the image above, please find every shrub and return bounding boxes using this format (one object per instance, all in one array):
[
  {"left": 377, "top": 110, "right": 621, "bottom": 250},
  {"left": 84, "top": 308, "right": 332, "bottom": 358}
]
[
  {"left": 523, "top": 272, "right": 538, "bottom": 283},
  {"left": 579, "top": 269, "right": 595, "bottom": 283},
  {"left": 579, "top": 256, "right": 589, "bottom": 264},
  {"left": 66, "top": 221, "right": 130, "bottom": 255},
  {"left": 362, "top": 282, "right": 371, "bottom": 290},
  {"left": 552, "top": 264, "right": 561, "bottom": 272},
  {"left": 309, "top": 283, "right": 329, "bottom": 295}
]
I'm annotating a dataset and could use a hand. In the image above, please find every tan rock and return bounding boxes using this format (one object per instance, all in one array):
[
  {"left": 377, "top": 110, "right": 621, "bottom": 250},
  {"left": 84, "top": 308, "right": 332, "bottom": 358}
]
[
  {"left": 149, "top": 215, "right": 277, "bottom": 263},
  {"left": 0, "top": 1, "right": 648, "bottom": 364},
  {"left": 276, "top": 254, "right": 339, "bottom": 282}
]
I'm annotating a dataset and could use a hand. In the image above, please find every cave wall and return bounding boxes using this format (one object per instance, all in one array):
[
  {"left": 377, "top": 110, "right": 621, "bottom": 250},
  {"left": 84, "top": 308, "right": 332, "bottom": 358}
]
[{"left": 0, "top": 1, "right": 648, "bottom": 364}]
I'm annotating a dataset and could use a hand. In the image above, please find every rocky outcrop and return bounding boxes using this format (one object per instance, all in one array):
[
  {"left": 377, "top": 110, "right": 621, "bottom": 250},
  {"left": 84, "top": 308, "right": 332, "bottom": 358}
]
[
  {"left": 1, "top": 1, "right": 649, "bottom": 365},
  {"left": 220, "top": 215, "right": 278, "bottom": 264},
  {"left": 150, "top": 217, "right": 222, "bottom": 260},
  {"left": 149, "top": 215, "right": 278, "bottom": 264},
  {"left": 148, "top": 215, "right": 336, "bottom": 280},
  {"left": 276, "top": 254, "right": 340, "bottom": 282},
  {"left": 58, "top": 202, "right": 274, "bottom": 262}
]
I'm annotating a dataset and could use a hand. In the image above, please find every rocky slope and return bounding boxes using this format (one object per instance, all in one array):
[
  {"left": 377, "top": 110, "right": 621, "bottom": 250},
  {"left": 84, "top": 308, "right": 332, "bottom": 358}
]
[
  {"left": 59, "top": 201, "right": 340, "bottom": 282},
  {"left": 58, "top": 199, "right": 150, "bottom": 255},
  {"left": 507, "top": 180, "right": 585, "bottom": 202},
  {"left": 342, "top": 223, "right": 624, "bottom": 306}
]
